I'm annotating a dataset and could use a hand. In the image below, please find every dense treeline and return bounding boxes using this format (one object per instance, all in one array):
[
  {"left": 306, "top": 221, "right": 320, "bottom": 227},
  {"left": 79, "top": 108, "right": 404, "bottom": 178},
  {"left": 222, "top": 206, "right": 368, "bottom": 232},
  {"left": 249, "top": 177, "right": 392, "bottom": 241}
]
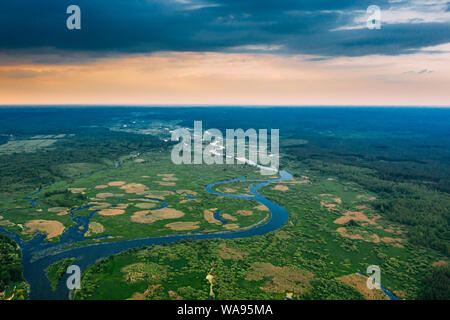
[
  {"left": 41, "top": 190, "right": 87, "bottom": 208},
  {"left": 0, "top": 234, "right": 23, "bottom": 291},
  {"left": 304, "top": 160, "right": 449, "bottom": 255},
  {"left": 0, "top": 129, "right": 166, "bottom": 197},
  {"left": 419, "top": 266, "right": 450, "bottom": 300}
]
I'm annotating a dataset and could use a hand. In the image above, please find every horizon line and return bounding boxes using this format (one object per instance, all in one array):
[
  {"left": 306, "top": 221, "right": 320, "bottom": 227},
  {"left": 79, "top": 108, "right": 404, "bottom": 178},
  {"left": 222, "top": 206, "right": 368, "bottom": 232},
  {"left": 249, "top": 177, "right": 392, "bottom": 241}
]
[{"left": 0, "top": 104, "right": 449, "bottom": 108}]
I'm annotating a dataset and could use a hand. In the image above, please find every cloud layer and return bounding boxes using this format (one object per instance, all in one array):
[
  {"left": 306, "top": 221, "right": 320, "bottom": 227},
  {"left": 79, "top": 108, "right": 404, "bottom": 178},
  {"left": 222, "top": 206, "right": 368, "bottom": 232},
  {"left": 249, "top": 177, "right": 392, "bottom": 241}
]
[{"left": 0, "top": 0, "right": 449, "bottom": 61}]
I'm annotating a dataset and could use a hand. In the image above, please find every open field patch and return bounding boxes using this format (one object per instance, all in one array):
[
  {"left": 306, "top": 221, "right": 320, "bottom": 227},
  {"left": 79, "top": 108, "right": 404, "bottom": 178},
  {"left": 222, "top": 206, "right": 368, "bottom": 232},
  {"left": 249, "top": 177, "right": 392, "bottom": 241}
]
[
  {"left": 131, "top": 208, "right": 185, "bottom": 224},
  {"left": 272, "top": 185, "right": 289, "bottom": 191},
  {"left": 85, "top": 222, "right": 104, "bottom": 237},
  {"left": 236, "top": 210, "right": 253, "bottom": 216},
  {"left": 245, "top": 262, "right": 314, "bottom": 295},
  {"left": 204, "top": 208, "right": 221, "bottom": 225},
  {"left": 108, "top": 181, "right": 126, "bottom": 187},
  {"left": 98, "top": 209, "right": 125, "bottom": 216},
  {"left": 337, "top": 273, "right": 388, "bottom": 300},
  {"left": 120, "top": 183, "right": 148, "bottom": 194},
  {"left": 24, "top": 220, "right": 65, "bottom": 239},
  {"left": 165, "top": 221, "right": 200, "bottom": 231}
]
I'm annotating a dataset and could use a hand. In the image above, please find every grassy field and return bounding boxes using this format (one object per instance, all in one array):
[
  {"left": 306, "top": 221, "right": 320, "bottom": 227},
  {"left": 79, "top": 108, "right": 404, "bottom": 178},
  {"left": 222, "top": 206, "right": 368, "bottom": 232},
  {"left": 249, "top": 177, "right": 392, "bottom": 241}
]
[{"left": 74, "top": 156, "right": 448, "bottom": 300}]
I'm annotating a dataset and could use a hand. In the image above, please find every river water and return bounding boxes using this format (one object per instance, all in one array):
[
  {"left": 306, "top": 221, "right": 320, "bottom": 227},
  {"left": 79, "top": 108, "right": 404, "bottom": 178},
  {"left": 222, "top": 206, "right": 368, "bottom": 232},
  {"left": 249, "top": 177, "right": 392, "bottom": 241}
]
[{"left": 0, "top": 170, "right": 293, "bottom": 300}]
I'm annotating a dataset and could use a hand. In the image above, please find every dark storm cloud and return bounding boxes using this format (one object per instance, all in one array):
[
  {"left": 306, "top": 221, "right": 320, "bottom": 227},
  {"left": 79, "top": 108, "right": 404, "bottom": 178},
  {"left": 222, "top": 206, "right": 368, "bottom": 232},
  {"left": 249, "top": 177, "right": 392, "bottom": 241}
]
[{"left": 0, "top": 0, "right": 449, "bottom": 61}]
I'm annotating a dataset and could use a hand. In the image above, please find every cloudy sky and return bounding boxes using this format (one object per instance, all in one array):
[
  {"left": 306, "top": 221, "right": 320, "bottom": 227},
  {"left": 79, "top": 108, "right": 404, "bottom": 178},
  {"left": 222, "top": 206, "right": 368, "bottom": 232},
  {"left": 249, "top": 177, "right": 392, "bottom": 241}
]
[{"left": 0, "top": 0, "right": 449, "bottom": 105}]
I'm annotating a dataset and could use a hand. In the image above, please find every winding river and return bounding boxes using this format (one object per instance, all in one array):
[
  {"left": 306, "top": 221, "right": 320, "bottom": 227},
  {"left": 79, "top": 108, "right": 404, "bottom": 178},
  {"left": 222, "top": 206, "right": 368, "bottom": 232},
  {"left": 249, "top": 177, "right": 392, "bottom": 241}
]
[{"left": 0, "top": 170, "right": 293, "bottom": 300}]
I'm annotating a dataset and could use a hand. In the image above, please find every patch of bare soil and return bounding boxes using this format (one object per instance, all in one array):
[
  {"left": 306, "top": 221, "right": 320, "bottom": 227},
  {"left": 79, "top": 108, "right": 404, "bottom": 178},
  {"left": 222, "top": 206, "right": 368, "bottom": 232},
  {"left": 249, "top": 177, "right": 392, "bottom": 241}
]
[
  {"left": 245, "top": 262, "right": 314, "bottom": 295},
  {"left": 176, "top": 190, "right": 198, "bottom": 196},
  {"left": 131, "top": 208, "right": 185, "bottom": 224},
  {"left": 165, "top": 221, "right": 200, "bottom": 231},
  {"left": 153, "top": 181, "right": 176, "bottom": 186},
  {"left": 24, "top": 220, "right": 65, "bottom": 239},
  {"left": 222, "top": 213, "right": 237, "bottom": 221},
  {"left": 236, "top": 210, "right": 253, "bottom": 216},
  {"left": 120, "top": 183, "right": 148, "bottom": 194},
  {"left": 89, "top": 202, "right": 112, "bottom": 210},
  {"left": 254, "top": 205, "right": 269, "bottom": 211},
  {"left": 98, "top": 208, "right": 125, "bottom": 216},
  {"left": 85, "top": 222, "right": 104, "bottom": 237},
  {"left": 68, "top": 188, "right": 86, "bottom": 194},
  {"left": 204, "top": 208, "right": 221, "bottom": 224},
  {"left": 223, "top": 223, "right": 239, "bottom": 230},
  {"left": 337, "top": 273, "right": 389, "bottom": 300},
  {"left": 108, "top": 181, "right": 126, "bottom": 187},
  {"left": 432, "top": 260, "right": 448, "bottom": 267},
  {"left": 334, "top": 211, "right": 380, "bottom": 225},
  {"left": 272, "top": 185, "right": 289, "bottom": 191},
  {"left": 218, "top": 243, "right": 248, "bottom": 260},
  {"left": 48, "top": 207, "right": 69, "bottom": 215},
  {"left": 135, "top": 202, "right": 158, "bottom": 209}
]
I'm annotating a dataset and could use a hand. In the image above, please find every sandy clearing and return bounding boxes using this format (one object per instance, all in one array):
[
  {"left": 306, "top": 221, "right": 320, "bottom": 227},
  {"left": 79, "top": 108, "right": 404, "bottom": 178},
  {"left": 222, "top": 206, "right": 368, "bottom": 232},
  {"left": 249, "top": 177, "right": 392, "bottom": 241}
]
[
  {"left": 337, "top": 227, "right": 364, "bottom": 240},
  {"left": 108, "top": 181, "right": 126, "bottom": 187},
  {"left": 355, "top": 205, "right": 367, "bottom": 209},
  {"left": 272, "top": 185, "right": 289, "bottom": 191},
  {"left": 432, "top": 260, "right": 448, "bottom": 267},
  {"left": 85, "top": 222, "right": 104, "bottom": 237},
  {"left": 89, "top": 202, "right": 111, "bottom": 210},
  {"left": 218, "top": 243, "right": 248, "bottom": 260},
  {"left": 95, "top": 185, "right": 109, "bottom": 189},
  {"left": 24, "top": 220, "right": 65, "bottom": 239},
  {"left": 380, "top": 236, "right": 404, "bottom": 246},
  {"left": 245, "top": 262, "right": 314, "bottom": 294},
  {"left": 168, "top": 291, "right": 183, "bottom": 300},
  {"left": 237, "top": 210, "right": 253, "bottom": 216},
  {"left": 254, "top": 204, "right": 269, "bottom": 211},
  {"left": 320, "top": 201, "right": 337, "bottom": 211},
  {"left": 223, "top": 187, "right": 237, "bottom": 193},
  {"left": 333, "top": 198, "right": 342, "bottom": 204},
  {"left": 222, "top": 214, "right": 237, "bottom": 221},
  {"left": 120, "top": 183, "right": 148, "bottom": 194},
  {"left": 134, "top": 159, "right": 145, "bottom": 163},
  {"left": 162, "top": 176, "right": 178, "bottom": 182},
  {"left": 278, "top": 179, "right": 310, "bottom": 184},
  {"left": 337, "top": 227, "right": 404, "bottom": 246},
  {"left": 165, "top": 221, "right": 200, "bottom": 231},
  {"left": 334, "top": 211, "right": 379, "bottom": 225},
  {"left": 337, "top": 274, "right": 389, "bottom": 300},
  {"left": 0, "top": 217, "right": 15, "bottom": 227},
  {"left": 204, "top": 208, "right": 221, "bottom": 225},
  {"left": 141, "top": 176, "right": 150, "bottom": 178},
  {"left": 48, "top": 207, "right": 69, "bottom": 215},
  {"left": 153, "top": 181, "right": 176, "bottom": 186},
  {"left": 135, "top": 202, "right": 158, "bottom": 209},
  {"left": 131, "top": 208, "right": 185, "bottom": 224},
  {"left": 95, "top": 192, "right": 116, "bottom": 199},
  {"left": 157, "top": 174, "right": 175, "bottom": 177},
  {"left": 223, "top": 223, "right": 239, "bottom": 230},
  {"left": 98, "top": 208, "right": 125, "bottom": 216},
  {"left": 176, "top": 189, "right": 198, "bottom": 196},
  {"left": 68, "top": 188, "right": 86, "bottom": 194},
  {"left": 48, "top": 207, "right": 69, "bottom": 212}
]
